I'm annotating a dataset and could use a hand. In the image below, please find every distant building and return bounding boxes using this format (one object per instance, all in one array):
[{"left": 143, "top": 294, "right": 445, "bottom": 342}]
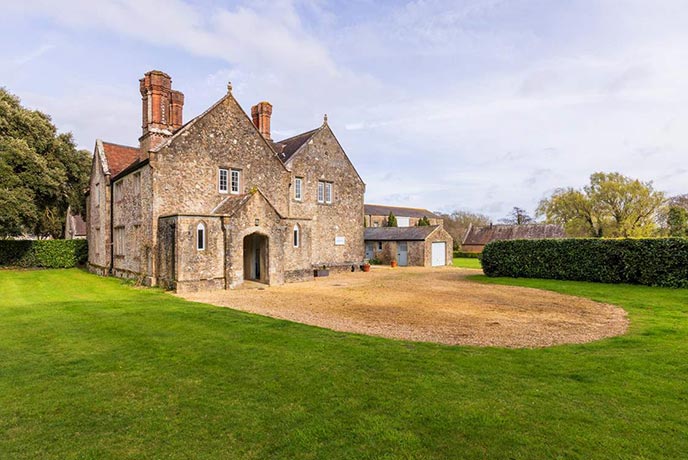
[
  {"left": 364, "top": 226, "right": 453, "bottom": 267},
  {"left": 364, "top": 204, "right": 442, "bottom": 227},
  {"left": 64, "top": 207, "right": 87, "bottom": 240},
  {"left": 461, "top": 223, "right": 565, "bottom": 253}
]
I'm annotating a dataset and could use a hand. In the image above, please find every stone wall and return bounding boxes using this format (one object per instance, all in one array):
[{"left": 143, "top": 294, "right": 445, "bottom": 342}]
[
  {"left": 175, "top": 215, "right": 225, "bottom": 292},
  {"left": 421, "top": 226, "right": 454, "bottom": 266},
  {"left": 286, "top": 126, "right": 365, "bottom": 268},
  {"left": 87, "top": 146, "right": 111, "bottom": 274}
]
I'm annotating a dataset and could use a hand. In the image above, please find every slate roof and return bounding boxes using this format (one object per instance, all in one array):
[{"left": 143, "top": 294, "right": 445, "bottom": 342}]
[
  {"left": 364, "top": 225, "right": 439, "bottom": 241},
  {"left": 462, "top": 224, "right": 565, "bottom": 246},
  {"left": 364, "top": 204, "right": 439, "bottom": 219},
  {"left": 212, "top": 194, "right": 253, "bottom": 216},
  {"left": 101, "top": 142, "right": 140, "bottom": 177},
  {"left": 272, "top": 128, "right": 320, "bottom": 163}
]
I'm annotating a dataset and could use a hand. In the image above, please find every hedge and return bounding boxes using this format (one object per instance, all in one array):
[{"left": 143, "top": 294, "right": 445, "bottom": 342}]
[
  {"left": 453, "top": 251, "right": 481, "bottom": 259},
  {"left": 481, "top": 238, "right": 688, "bottom": 288},
  {"left": 0, "top": 240, "right": 88, "bottom": 268}
]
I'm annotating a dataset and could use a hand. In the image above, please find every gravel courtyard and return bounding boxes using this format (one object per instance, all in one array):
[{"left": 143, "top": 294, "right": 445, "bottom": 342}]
[{"left": 179, "top": 267, "right": 629, "bottom": 348}]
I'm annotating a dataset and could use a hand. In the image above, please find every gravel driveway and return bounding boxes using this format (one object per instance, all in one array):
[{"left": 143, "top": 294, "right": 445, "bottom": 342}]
[{"left": 178, "top": 266, "right": 628, "bottom": 348}]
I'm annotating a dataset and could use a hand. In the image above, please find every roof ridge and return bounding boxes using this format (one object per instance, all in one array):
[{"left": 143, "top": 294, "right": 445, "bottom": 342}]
[
  {"left": 365, "top": 203, "right": 434, "bottom": 212},
  {"left": 102, "top": 140, "right": 139, "bottom": 150},
  {"left": 273, "top": 127, "right": 320, "bottom": 144}
]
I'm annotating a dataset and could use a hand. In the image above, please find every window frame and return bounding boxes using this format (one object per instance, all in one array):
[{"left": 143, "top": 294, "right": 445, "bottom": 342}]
[
  {"left": 293, "top": 224, "right": 300, "bottom": 248},
  {"left": 324, "top": 182, "right": 333, "bottom": 204},
  {"left": 294, "top": 177, "right": 303, "bottom": 201},
  {"left": 219, "top": 168, "right": 228, "bottom": 194},
  {"left": 377, "top": 242, "right": 383, "bottom": 251},
  {"left": 230, "top": 169, "right": 240, "bottom": 194},
  {"left": 197, "top": 223, "right": 206, "bottom": 251},
  {"left": 317, "top": 180, "right": 333, "bottom": 204}
]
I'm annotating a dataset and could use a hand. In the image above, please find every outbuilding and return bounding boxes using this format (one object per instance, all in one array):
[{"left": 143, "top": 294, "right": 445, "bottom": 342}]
[{"left": 364, "top": 226, "right": 453, "bottom": 267}]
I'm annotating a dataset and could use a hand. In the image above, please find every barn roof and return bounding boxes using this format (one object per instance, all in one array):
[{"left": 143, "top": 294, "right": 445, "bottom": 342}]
[
  {"left": 364, "top": 226, "right": 439, "bottom": 241},
  {"left": 364, "top": 204, "right": 439, "bottom": 219},
  {"left": 462, "top": 224, "right": 565, "bottom": 245}
]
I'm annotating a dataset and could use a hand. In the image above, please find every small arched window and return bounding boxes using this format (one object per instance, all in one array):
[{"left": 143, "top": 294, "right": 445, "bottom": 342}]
[
  {"left": 197, "top": 223, "right": 206, "bottom": 251},
  {"left": 293, "top": 224, "right": 300, "bottom": 248}
]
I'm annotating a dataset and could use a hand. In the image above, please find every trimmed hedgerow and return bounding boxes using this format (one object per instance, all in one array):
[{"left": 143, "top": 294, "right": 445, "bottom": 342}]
[
  {"left": 481, "top": 238, "right": 688, "bottom": 288},
  {"left": 0, "top": 240, "right": 88, "bottom": 268}
]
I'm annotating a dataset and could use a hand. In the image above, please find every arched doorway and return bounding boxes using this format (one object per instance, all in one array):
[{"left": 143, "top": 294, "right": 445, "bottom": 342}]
[{"left": 243, "top": 233, "right": 269, "bottom": 283}]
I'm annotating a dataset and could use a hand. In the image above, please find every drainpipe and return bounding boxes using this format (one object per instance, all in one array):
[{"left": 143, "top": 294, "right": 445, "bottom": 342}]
[{"left": 109, "top": 178, "right": 114, "bottom": 276}]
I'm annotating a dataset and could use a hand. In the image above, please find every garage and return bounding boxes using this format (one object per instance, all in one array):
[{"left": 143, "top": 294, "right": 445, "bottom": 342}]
[{"left": 431, "top": 242, "right": 446, "bottom": 266}]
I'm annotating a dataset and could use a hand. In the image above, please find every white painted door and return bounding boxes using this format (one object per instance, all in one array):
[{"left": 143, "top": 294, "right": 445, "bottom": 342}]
[
  {"left": 431, "top": 242, "right": 446, "bottom": 266},
  {"left": 397, "top": 242, "right": 408, "bottom": 266}
]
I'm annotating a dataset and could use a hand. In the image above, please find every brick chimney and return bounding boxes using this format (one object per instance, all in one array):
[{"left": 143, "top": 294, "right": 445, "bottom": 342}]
[
  {"left": 139, "top": 70, "right": 184, "bottom": 156},
  {"left": 251, "top": 101, "right": 272, "bottom": 141}
]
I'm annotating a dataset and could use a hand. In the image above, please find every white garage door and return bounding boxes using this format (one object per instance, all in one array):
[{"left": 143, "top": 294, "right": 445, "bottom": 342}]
[{"left": 431, "top": 242, "right": 446, "bottom": 266}]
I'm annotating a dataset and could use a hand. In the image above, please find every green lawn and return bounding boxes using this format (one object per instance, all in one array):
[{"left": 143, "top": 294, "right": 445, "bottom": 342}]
[
  {"left": 1, "top": 269, "right": 687, "bottom": 459},
  {"left": 453, "top": 257, "right": 482, "bottom": 269}
]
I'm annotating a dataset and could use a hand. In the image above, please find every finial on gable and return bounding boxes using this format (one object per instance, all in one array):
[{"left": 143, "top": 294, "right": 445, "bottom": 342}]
[
  {"left": 323, "top": 113, "right": 328, "bottom": 125},
  {"left": 227, "top": 81, "right": 233, "bottom": 94}
]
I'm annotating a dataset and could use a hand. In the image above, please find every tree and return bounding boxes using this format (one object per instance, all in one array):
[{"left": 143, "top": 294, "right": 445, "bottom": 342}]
[
  {"left": 667, "top": 207, "right": 688, "bottom": 237},
  {"left": 416, "top": 216, "right": 431, "bottom": 226},
  {"left": 500, "top": 207, "right": 533, "bottom": 225},
  {"left": 435, "top": 210, "right": 491, "bottom": 250},
  {"left": 0, "top": 88, "right": 91, "bottom": 238},
  {"left": 386, "top": 212, "right": 397, "bottom": 227},
  {"left": 537, "top": 172, "right": 665, "bottom": 237}
]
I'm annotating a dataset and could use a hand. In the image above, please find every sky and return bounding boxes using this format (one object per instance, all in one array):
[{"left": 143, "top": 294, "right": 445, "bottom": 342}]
[{"left": 1, "top": 0, "right": 687, "bottom": 220}]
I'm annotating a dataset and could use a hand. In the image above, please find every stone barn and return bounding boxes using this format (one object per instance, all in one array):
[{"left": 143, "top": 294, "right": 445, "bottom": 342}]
[
  {"left": 461, "top": 223, "right": 565, "bottom": 253},
  {"left": 364, "top": 226, "right": 453, "bottom": 267}
]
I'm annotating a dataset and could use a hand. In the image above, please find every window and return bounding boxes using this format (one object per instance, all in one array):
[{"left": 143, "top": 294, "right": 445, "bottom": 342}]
[
  {"left": 219, "top": 169, "right": 228, "bottom": 193},
  {"left": 318, "top": 181, "right": 333, "bottom": 204},
  {"left": 114, "top": 180, "right": 123, "bottom": 203},
  {"left": 294, "top": 177, "right": 303, "bottom": 201},
  {"left": 293, "top": 224, "right": 300, "bottom": 248},
  {"left": 133, "top": 172, "right": 141, "bottom": 196},
  {"left": 197, "top": 223, "right": 206, "bottom": 251},
  {"left": 114, "top": 226, "right": 125, "bottom": 256},
  {"left": 231, "top": 169, "right": 240, "bottom": 194},
  {"left": 377, "top": 242, "right": 383, "bottom": 251}
]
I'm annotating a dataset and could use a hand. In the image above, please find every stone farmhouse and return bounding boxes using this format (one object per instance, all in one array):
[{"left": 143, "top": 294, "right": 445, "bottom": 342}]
[
  {"left": 461, "top": 223, "right": 565, "bottom": 253},
  {"left": 364, "top": 204, "right": 442, "bottom": 227},
  {"left": 87, "top": 70, "right": 365, "bottom": 292}
]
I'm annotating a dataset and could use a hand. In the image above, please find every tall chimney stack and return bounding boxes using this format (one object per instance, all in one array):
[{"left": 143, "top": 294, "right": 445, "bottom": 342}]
[
  {"left": 139, "top": 70, "right": 184, "bottom": 156},
  {"left": 251, "top": 101, "right": 272, "bottom": 141}
]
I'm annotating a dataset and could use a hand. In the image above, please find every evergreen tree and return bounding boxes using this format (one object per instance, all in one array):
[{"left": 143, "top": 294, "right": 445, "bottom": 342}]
[{"left": 386, "top": 212, "right": 397, "bottom": 227}]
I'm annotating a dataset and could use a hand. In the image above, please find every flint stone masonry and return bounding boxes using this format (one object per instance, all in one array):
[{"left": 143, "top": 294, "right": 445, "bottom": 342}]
[{"left": 87, "top": 70, "right": 366, "bottom": 291}]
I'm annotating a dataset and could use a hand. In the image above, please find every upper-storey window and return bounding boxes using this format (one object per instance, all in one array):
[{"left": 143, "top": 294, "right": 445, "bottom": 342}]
[
  {"left": 114, "top": 180, "right": 123, "bottom": 203},
  {"left": 230, "top": 169, "right": 240, "bottom": 194},
  {"left": 133, "top": 172, "right": 141, "bottom": 196},
  {"left": 317, "top": 181, "right": 333, "bottom": 204},
  {"left": 294, "top": 177, "right": 303, "bottom": 201},
  {"left": 219, "top": 169, "right": 228, "bottom": 193}
]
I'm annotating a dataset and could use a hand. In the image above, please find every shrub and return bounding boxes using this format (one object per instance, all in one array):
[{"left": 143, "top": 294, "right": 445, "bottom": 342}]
[
  {"left": 481, "top": 238, "right": 688, "bottom": 288},
  {"left": 453, "top": 251, "right": 481, "bottom": 259},
  {"left": 0, "top": 240, "right": 88, "bottom": 268}
]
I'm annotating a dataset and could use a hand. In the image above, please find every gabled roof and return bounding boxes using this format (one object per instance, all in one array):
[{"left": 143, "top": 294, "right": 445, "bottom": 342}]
[
  {"left": 364, "top": 204, "right": 439, "bottom": 219},
  {"left": 101, "top": 141, "right": 140, "bottom": 177},
  {"left": 211, "top": 188, "right": 284, "bottom": 219},
  {"left": 364, "top": 225, "right": 440, "bottom": 241},
  {"left": 68, "top": 213, "right": 87, "bottom": 236},
  {"left": 272, "top": 128, "right": 320, "bottom": 163},
  {"left": 462, "top": 224, "right": 565, "bottom": 246}
]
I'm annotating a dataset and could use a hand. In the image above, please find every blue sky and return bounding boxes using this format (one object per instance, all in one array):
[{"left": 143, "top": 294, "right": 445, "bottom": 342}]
[{"left": 2, "top": 0, "right": 687, "bottom": 219}]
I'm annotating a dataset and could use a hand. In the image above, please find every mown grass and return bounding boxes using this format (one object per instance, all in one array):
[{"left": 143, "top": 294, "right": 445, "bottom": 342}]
[
  {"left": 1, "top": 269, "right": 687, "bottom": 459},
  {"left": 453, "top": 257, "right": 482, "bottom": 269}
]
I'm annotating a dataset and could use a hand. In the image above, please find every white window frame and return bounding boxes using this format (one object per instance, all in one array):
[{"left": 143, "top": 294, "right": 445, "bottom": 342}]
[
  {"left": 293, "top": 224, "right": 300, "bottom": 248},
  {"left": 219, "top": 169, "right": 228, "bottom": 193},
  {"left": 325, "top": 182, "right": 333, "bottom": 204},
  {"left": 317, "top": 181, "right": 324, "bottom": 203},
  {"left": 294, "top": 177, "right": 303, "bottom": 201},
  {"left": 197, "top": 223, "right": 206, "bottom": 251},
  {"left": 230, "top": 169, "right": 240, "bottom": 194}
]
